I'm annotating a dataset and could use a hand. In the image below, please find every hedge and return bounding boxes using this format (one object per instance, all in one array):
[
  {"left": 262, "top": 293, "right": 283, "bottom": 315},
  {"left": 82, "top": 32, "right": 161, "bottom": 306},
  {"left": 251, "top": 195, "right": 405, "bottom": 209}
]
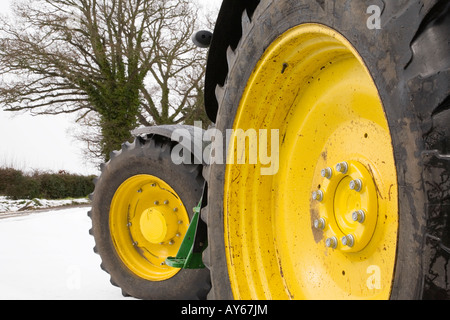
[{"left": 0, "top": 167, "right": 95, "bottom": 200}]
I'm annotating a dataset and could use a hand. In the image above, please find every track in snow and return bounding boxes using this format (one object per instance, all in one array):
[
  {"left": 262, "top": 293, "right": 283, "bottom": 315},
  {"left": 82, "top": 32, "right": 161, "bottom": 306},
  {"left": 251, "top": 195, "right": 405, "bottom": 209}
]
[{"left": 0, "top": 207, "right": 134, "bottom": 300}]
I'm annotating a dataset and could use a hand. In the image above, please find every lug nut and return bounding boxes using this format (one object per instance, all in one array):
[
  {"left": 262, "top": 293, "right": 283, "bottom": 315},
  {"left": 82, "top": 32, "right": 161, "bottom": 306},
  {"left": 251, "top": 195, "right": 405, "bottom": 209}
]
[
  {"left": 314, "top": 218, "right": 326, "bottom": 230},
  {"left": 352, "top": 209, "right": 366, "bottom": 223},
  {"left": 349, "top": 179, "right": 363, "bottom": 192},
  {"left": 321, "top": 167, "right": 333, "bottom": 179},
  {"left": 325, "top": 237, "right": 338, "bottom": 249},
  {"left": 154, "top": 200, "right": 159, "bottom": 205},
  {"left": 312, "top": 190, "right": 324, "bottom": 202},
  {"left": 336, "top": 162, "right": 349, "bottom": 174},
  {"left": 341, "top": 234, "right": 355, "bottom": 247}
]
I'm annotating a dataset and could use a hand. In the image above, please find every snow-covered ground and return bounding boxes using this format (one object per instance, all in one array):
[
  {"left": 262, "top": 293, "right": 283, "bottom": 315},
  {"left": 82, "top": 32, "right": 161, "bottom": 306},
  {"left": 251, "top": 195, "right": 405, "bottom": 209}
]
[
  {"left": 0, "top": 196, "right": 90, "bottom": 213},
  {"left": 0, "top": 207, "right": 135, "bottom": 300}
]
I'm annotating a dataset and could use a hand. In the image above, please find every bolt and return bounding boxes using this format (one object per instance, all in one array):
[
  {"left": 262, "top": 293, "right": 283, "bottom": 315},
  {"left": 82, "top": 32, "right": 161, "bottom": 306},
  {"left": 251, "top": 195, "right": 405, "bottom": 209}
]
[
  {"left": 164, "top": 200, "right": 169, "bottom": 205},
  {"left": 336, "top": 162, "right": 349, "bottom": 174},
  {"left": 352, "top": 209, "right": 366, "bottom": 223},
  {"left": 132, "top": 241, "right": 138, "bottom": 246},
  {"left": 154, "top": 200, "right": 159, "bottom": 205},
  {"left": 151, "top": 183, "right": 156, "bottom": 187},
  {"left": 173, "top": 207, "right": 178, "bottom": 212},
  {"left": 178, "top": 220, "right": 183, "bottom": 224},
  {"left": 312, "top": 190, "right": 324, "bottom": 202},
  {"left": 321, "top": 167, "right": 333, "bottom": 179},
  {"left": 160, "top": 261, "right": 166, "bottom": 266},
  {"left": 325, "top": 237, "right": 338, "bottom": 249},
  {"left": 169, "top": 240, "right": 175, "bottom": 245},
  {"left": 314, "top": 218, "right": 326, "bottom": 230},
  {"left": 137, "top": 189, "right": 142, "bottom": 193},
  {"left": 341, "top": 234, "right": 355, "bottom": 247},
  {"left": 349, "top": 179, "right": 363, "bottom": 192},
  {"left": 176, "top": 233, "right": 181, "bottom": 237}
]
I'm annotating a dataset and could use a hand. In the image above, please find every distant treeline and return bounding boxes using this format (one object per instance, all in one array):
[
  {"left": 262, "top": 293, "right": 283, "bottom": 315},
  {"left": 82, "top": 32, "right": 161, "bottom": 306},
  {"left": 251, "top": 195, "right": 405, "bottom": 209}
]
[{"left": 0, "top": 167, "right": 95, "bottom": 200}]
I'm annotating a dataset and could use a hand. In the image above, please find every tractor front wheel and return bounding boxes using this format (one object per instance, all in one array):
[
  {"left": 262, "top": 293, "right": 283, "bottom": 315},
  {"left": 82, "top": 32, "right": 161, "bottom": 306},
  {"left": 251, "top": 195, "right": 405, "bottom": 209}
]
[{"left": 90, "top": 135, "right": 210, "bottom": 299}]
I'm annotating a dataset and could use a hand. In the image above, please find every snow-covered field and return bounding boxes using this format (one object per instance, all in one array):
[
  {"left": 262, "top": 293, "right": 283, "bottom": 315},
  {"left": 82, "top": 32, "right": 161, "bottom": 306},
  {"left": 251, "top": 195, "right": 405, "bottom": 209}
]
[
  {"left": 0, "top": 206, "right": 135, "bottom": 300},
  {"left": 0, "top": 196, "right": 90, "bottom": 213}
]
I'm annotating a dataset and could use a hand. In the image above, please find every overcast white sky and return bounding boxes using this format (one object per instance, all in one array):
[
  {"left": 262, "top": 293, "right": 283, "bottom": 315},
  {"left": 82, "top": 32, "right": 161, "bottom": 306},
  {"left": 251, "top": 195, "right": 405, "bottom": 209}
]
[{"left": 0, "top": 0, "right": 222, "bottom": 176}]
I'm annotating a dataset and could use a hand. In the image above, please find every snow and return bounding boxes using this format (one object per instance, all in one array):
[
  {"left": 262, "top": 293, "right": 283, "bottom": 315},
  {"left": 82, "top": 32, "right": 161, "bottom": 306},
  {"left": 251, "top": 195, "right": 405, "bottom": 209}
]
[
  {"left": 0, "top": 196, "right": 90, "bottom": 213},
  {"left": 0, "top": 207, "right": 135, "bottom": 300}
]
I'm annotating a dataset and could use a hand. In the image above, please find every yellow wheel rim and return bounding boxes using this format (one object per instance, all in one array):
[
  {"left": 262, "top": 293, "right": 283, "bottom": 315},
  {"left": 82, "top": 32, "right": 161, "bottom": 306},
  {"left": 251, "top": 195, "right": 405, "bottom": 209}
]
[
  {"left": 110, "top": 174, "right": 189, "bottom": 281},
  {"left": 224, "top": 24, "right": 398, "bottom": 299}
]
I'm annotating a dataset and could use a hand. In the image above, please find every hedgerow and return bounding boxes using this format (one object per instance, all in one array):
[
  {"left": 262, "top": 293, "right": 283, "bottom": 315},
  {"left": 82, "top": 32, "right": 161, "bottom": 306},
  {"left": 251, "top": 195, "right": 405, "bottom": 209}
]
[{"left": 0, "top": 167, "right": 95, "bottom": 200}]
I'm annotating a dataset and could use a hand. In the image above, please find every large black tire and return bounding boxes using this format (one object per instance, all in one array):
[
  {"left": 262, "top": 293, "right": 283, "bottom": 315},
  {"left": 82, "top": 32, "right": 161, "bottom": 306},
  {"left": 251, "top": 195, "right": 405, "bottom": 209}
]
[
  {"left": 205, "top": 0, "right": 450, "bottom": 299},
  {"left": 89, "top": 135, "right": 210, "bottom": 299}
]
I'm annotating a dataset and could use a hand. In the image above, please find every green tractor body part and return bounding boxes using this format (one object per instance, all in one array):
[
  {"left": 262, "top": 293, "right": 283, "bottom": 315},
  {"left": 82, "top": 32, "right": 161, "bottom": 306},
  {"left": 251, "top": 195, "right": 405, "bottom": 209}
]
[{"left": 166, "top": 199, "right": 207, "bottom": 269}]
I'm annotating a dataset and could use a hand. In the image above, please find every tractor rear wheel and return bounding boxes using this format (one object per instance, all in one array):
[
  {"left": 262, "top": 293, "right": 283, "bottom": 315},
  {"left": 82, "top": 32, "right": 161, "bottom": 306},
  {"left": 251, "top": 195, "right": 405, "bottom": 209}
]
[
  {"left": 205, "top": 0, "right": 450, "bottom": 299},
  {"left": 90, "top": 135, "right": 210, "bottom": 299}
]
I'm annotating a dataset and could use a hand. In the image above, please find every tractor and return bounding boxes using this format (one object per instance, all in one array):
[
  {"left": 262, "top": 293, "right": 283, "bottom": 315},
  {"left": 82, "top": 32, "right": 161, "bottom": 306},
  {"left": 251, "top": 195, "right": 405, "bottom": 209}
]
[{"left": 89, "top": 0, "right": 450, "bottom": 299}]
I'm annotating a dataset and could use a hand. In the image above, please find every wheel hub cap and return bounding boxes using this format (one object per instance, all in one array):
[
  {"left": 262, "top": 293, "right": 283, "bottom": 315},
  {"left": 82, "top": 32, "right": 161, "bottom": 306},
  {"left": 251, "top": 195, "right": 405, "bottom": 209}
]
[
  {"left": 313, "top": 161, "right": 378, "bottom": 253},
  {"left": 140, "top": 207, "right": 178, "bottom": 244}
]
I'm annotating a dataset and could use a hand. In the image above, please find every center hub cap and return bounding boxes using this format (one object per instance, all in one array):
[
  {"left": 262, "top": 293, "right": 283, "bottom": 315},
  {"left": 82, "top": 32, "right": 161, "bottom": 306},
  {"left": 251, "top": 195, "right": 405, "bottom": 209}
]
[
  {"left": 140, "top": 206, "right": 178, "bottom": 244},
  {"left": 313, "top": 160, "right": 378, "bottom": 252}
]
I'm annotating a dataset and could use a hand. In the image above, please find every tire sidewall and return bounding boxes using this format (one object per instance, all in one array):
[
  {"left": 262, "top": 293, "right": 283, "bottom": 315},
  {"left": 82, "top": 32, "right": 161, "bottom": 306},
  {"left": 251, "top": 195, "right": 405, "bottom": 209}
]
[{"left": 208, "top": 0, "right": 427, "bottom": 299}]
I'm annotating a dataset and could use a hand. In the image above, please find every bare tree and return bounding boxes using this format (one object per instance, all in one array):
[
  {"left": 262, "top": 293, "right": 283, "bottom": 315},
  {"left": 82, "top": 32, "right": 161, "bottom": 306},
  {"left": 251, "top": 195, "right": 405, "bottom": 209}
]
[{"left": 0, "top": 0, "right": 209, "bottom": 160}]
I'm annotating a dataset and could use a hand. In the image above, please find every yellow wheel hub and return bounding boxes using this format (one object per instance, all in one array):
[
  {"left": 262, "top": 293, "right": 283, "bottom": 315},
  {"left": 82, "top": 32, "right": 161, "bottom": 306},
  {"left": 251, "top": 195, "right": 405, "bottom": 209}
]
[
  {"left": 224, "top": 24, "right": 398, "bottom": 299},
  {"left": 110, "top": 175, "right": 189, "bottom": 281},
  {"left": 140, "top": 207, "right": 179, "bottom": 244},
  {"left": 318, "top": 160, "right": 379, "bottom": 253}
]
